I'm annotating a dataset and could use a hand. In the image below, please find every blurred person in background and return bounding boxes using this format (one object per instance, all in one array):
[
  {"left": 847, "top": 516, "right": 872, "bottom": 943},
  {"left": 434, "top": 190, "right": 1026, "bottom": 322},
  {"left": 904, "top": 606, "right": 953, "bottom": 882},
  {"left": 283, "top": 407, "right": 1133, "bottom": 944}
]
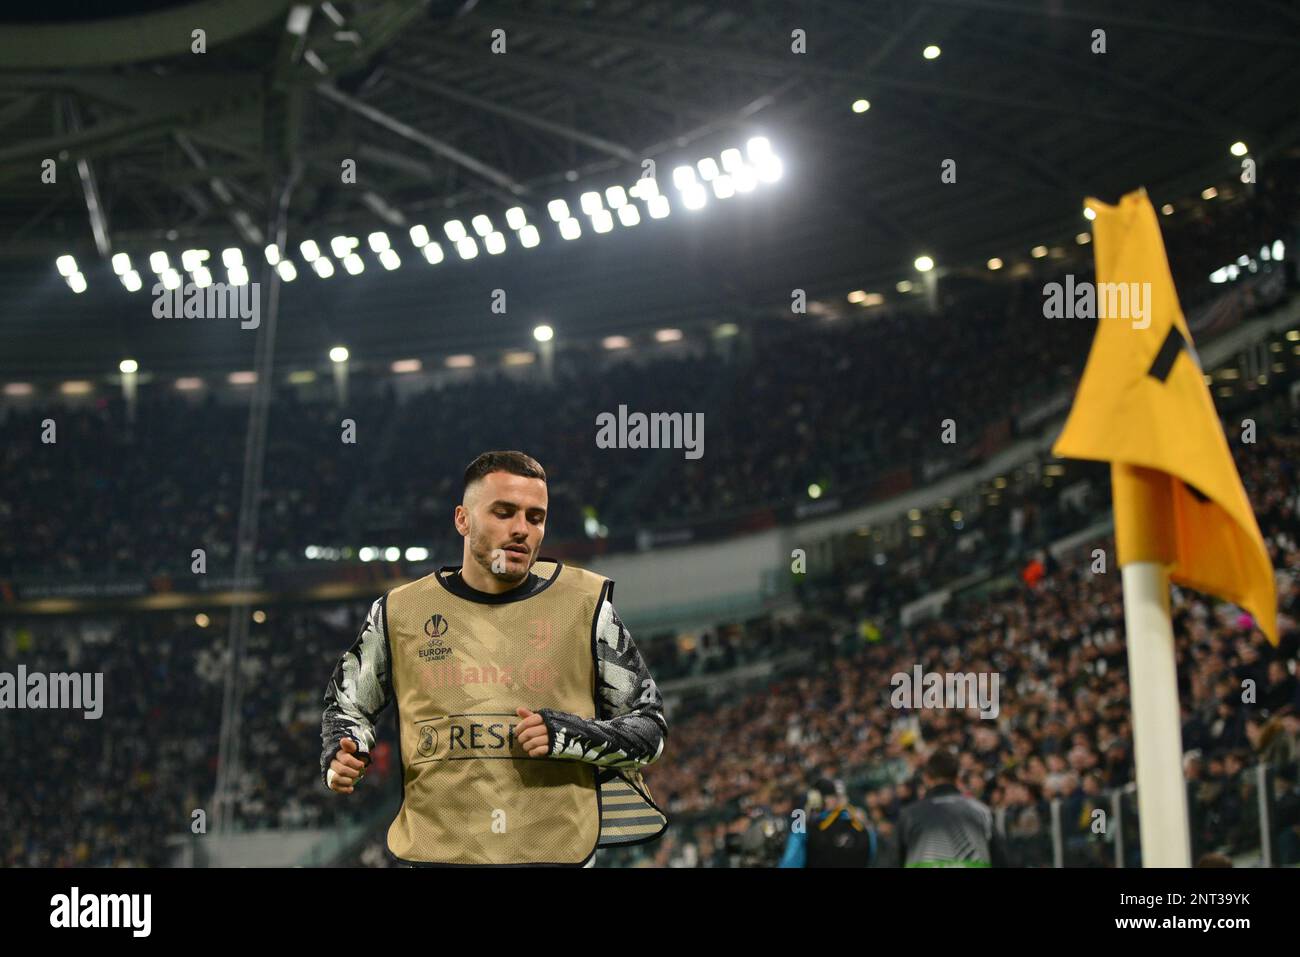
[
  {"left": 895, "top": 748, "right": 1006, "bottom": 867},
  {"left": 778, "top": 776, "right": 877, "bottom": 867}
]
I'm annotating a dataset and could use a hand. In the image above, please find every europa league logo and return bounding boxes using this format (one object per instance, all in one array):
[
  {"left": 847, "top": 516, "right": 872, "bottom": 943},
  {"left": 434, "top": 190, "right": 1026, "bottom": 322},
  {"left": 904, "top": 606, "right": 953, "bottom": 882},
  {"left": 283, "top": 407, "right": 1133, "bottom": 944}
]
[
  {"left": 424, "top": 615, "right": 449, "bottom": 638},
  {"left": 417, "top": 724, "right": 438, "bottom": 757}
]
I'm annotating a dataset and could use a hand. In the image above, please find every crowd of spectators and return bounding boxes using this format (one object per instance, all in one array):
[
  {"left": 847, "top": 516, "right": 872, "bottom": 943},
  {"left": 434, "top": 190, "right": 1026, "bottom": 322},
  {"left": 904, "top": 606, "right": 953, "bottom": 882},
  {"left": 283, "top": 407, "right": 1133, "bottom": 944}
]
[{"left": 2, "top": 172, "right": 1295, "bottom": 583}]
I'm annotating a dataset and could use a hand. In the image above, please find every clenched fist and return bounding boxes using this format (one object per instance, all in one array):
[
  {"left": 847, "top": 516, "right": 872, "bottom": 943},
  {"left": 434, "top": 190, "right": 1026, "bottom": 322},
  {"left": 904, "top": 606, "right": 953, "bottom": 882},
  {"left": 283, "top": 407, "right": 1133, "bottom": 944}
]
[
  {"left": 327, "top": 736, "right": 367, "bottom": 793},
  {"left": 514, "top": 707, "right": 551, "bottom": 757}
]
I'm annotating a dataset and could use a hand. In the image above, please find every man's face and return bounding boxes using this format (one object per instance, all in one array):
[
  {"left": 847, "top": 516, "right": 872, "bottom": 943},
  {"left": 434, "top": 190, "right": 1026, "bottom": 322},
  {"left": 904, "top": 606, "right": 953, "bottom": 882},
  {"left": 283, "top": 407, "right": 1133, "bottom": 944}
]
[{"left": 456, "top": 470, "right": 547, "bottom": 585}]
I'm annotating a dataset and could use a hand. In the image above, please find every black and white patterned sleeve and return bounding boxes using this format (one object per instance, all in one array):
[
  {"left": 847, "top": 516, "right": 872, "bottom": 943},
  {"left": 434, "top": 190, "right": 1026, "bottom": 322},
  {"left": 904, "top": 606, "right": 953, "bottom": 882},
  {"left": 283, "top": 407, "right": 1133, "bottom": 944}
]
[
  {"left": 538, "top": 599, "right": 668, "bottom": 769},
  {"left": 320, "top": 595, "right": 393, "bottom": 787}
]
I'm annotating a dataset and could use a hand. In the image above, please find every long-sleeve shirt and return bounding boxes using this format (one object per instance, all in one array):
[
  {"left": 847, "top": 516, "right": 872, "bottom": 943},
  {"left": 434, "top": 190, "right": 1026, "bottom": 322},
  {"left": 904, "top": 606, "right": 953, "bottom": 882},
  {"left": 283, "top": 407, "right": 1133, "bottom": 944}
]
[{"left": 319, "top": 580, "right": 668, "bottom": 786}]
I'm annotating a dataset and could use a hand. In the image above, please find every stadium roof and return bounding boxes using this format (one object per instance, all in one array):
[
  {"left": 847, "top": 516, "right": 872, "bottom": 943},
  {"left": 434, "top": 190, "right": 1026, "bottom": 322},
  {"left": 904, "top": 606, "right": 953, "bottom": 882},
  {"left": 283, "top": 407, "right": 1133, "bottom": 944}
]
[{"left": 2, "top": 0, "right": 1300, "bottom": 374}]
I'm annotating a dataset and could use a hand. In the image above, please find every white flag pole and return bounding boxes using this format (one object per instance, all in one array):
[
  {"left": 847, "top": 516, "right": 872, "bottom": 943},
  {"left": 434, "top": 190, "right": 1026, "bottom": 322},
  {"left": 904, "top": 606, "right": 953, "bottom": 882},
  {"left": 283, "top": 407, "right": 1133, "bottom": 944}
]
[{"left": 1120, "top": 561, "right": 1191, "bottom": 867}]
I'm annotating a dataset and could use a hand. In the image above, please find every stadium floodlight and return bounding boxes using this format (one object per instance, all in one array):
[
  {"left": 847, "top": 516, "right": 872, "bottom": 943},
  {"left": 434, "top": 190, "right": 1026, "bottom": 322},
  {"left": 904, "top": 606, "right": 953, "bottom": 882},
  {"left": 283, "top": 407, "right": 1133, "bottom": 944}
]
[
  {"left": 915, "top": 256, "right": 935, "bottom": 271},
  {"left": 409, "top": 224, "right": 430, "bottom": 247},
  {"left": 404, "top": 547, "right": 429, "bottom": 562},
  {"left": 1201, "top": 186, "right": 1218, "bottom": 200},
  {"left": 807, "top": 483, "right": 822, "bottom": 499},
  {"left": 391, "top": 359, "right": 421, "bottom": 373},
  {"left": 720, "top": 148, "right": 743, "bottom": 173},
  {"left": 1030, "top": 246, "right": 1047, "bottom": 259},
  {"left": 711, "top": 175, "right": 735, "bottom": 199},
  {"left": 329, "top": 346, "right": 349, "bottom": 363},
  {"left": 193, "top": 266, "right": 213, "bottom": 288},
  {"left": 591, "top": 209, "right": 614, "bottom": 233},
  {"left": 1236, "top": 254, "right": 1249, "bottom": 267},
  {"left": 1230, "top": 141, "right": 1248, "bottom": 156},
  {"left": 368, "top": 231, "right": 391, "bottom": 252},
  {"left": 312, "top": 256, "right": 335, "bottom": 278},
  {"left": 276, "top": 260, "right": 298, "bottom": 282},
  {"left": 443, "top": 219, "right": 467, "bottom": 242},
  {"left": 579, "top": 191, "right": 603, "bottom": 215},
  {"left": 1076, "top": 232, "right": 1091, "bottom": 245},
  {"left": 534, "top": 324, "right": 554, "bottom": 342},
  {"left": 1209, "top": 267, "right": 1228, "bottom": 284},
  {"left": 897, "top": 279, "right": 913, "bottom": 292},
  {"left": 631, "top": 177, "right": 660, "bottom": 199},
  {"left": 161, "top": 268, "right": 182, "bottom": 290},
  {"left": 505, "top": 206, "right": 527, "bottom": 230},
  {"left": 359, "top": 547, "right": 376, "bottom": 562},
  {"left": 1273, "top": 240, "right": 1285, "bottom": 259},
  {"left": 300, "top": 239, "right": 321, "bottom": 261},
  {"left": 987, "top": 258, "right": 1003, "bottom": 270},
  {"left": 264, "top": 244, "right": 281, "bottom": 265},
  {"left": 484, "top": 232, "right": 507, "bottom": 255},
  {"left": 331, "top": 236, "right": 356, "bottom": 259},
  {"left": 745, "top": 136, "right": 772, "bottom": 161},
  {"left": 228, "top": 371, "right": 256, "bottom": 384},
  {"left": 697, "top": 158, "right": 720, "bottom": 181},
  {"left": 547, "top": 199, "right": 570, "bottom": 222},
  {"left": 228, "top": 264, "right": 249, "bottom": 286},
  {"left": 732, "top": 167, "right": 757, "bottom": 193},
  {"left": 1261, "top": 245, "right": 1271, "bottom": 261},
  {"left": 122, "top": 270, "right": 143, "bottom": 292},
  {"left": 343, "top": 253, "right": 364, "bottom": 274},
  {"left": 119, "top": 358, "right": 138, "bottom": 374},
  {"left": 559, "top": 217, "right": 582, "bottom": 240},
  {"left": 1161, "top": 204, "right": 1175, "bottom": 215},
  {"left": 681, "top": 182, "right": 707, "bottom": 210},
  {"left": 923, "top": 44, "right": 941, "bottom": 59},
  {"left": 518, "top": 224, "right": 540, "bottom": 248},
  {"left": 3, "top": 383, "right": 33, "bottom": 396},
  {"left": 423, "top": 242, "right": 445, "bottom": 264},
  {"left": 755, "top": 155, "right": 783, "bottom": 183},
  {"left": 446, "top": 354, "right": 475, "bottom": 368},
  {"left": 111, "top": 253, "right": 131, "bottom": 275},
  {"left": 617, "top": 204, "right": 640, "bottom": 227},
  {"left": 671, "top": 165, "right": 696, "bottom": 190},
  {"left": 60, "top": 380, "right": 92, "bottom": 394},
  {"left": 68, "top": 272, "right": 87, "bottom": 294},
  {"left": 602, "top": 335, "right": 630, "bottom": 350},
  {"left": 647, "top": 195, "right": 670, "bottom": 219},
  {"left": 181, "top": 249, "right": 208, "bottom": 271},
  {"left": 456, "top": 237, "right": 479, "bottom": 259},
  {"left": 148, "top": 251, "right": 169, "bottom": 273},
  {"left": 471, "top": 214, "right": 493, "bottom": 237},
  {"left": 221, "top": 247, "right": 243, "bottom": 268},
  {"left": 384, "top": 547, "right": 401, "bottom": 562},
  {"left": 852, "top": 99, "right": 871, "bottom": 113},
  {"left": 654, "top": 328, "right": 682, "bottom": 342},
  {"left": 379, "top": 248, "right": 401, "bottom": 270},
  {"left": 605, "top": 185, "right": 628, "bottom": 208},
  {"left": 847, "top": 290, "right": 867, "bottom": 303},
  {"left": 172, "top": 377, "right": 201, "bottom": 390}
]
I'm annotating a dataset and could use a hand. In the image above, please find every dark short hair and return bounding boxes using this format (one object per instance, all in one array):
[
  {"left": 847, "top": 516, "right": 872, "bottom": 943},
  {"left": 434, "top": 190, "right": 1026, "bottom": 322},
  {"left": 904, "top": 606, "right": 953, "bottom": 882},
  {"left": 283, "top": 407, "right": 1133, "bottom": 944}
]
[
  {"left": 924, "top": 748, "right": 960, "bottom": 782},
  {"left": 463, "top": 451, "right": 547, "bottom": 497}
]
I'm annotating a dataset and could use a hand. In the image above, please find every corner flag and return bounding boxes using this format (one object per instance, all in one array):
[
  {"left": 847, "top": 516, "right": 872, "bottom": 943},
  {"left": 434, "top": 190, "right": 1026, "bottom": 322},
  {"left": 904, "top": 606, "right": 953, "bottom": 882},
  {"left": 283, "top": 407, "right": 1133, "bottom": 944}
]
[{"left": 1052, "top": 188, "right": 1277, "bottom": 645}]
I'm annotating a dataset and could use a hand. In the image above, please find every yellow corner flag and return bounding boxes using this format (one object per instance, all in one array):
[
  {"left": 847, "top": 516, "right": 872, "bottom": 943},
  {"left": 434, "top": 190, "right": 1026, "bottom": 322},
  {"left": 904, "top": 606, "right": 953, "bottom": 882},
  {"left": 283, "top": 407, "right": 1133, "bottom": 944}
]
[{"left": 1052, "top": 188, "right": 1277, "bottom": 644}]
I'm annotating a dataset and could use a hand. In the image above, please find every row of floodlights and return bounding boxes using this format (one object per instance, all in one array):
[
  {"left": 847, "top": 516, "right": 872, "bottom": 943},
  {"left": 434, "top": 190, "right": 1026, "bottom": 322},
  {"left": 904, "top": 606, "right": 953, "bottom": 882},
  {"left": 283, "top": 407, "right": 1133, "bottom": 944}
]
[{"left": 54, "top": 139, "right": 782, "bottom": 293}]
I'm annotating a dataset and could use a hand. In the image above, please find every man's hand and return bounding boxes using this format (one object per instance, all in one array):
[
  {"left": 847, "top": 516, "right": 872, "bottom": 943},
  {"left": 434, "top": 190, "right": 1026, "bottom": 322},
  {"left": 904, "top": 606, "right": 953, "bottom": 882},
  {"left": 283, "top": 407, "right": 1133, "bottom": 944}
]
[
  {"left": 515, "top": 707, "right": 550, "bottom": 757},
  {"left": 327, "top": 736, "right": 367, "bottom": 793}
]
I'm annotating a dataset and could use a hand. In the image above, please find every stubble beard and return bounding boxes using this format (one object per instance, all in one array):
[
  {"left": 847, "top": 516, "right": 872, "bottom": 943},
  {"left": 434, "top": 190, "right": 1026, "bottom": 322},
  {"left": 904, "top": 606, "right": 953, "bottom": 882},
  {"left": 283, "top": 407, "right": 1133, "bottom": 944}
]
[{"left": 469, "top": 522, "right": 530, "bottom": 584}]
